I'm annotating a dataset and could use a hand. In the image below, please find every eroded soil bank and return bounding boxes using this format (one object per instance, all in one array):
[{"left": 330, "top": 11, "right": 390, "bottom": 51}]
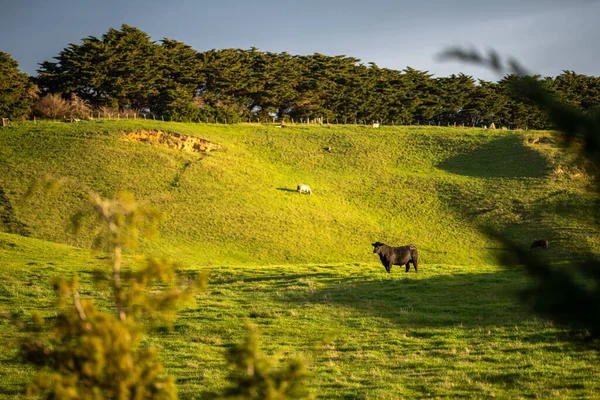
[{"left": 125, "top": 130, "right": 221, "bottom": 152}]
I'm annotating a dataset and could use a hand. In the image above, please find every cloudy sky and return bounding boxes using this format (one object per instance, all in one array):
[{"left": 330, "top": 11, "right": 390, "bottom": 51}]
[{"left": 1, "top": 0, "right": 598, "bottom": 81}]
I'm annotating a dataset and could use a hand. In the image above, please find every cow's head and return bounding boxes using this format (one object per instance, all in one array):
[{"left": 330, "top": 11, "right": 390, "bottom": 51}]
[{"left": 372, "top": 242, "right": 385, "bottom": 253}]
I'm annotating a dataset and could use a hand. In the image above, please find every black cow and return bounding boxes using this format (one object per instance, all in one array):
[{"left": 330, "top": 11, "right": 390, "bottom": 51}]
[
  {"left": 372, "top": 242, "right": 419, "bottom": 273},
  {"left": 530, "top": 239, "right": 549, "bottom": 249}
]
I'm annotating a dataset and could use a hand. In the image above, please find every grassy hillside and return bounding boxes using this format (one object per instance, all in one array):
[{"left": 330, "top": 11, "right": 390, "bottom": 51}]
[
  {"left": 0, "top": 120, "right": 598, "bottom": 267},
  {"left": 1, "top": 120, "right": 600, "bottom": 398}
]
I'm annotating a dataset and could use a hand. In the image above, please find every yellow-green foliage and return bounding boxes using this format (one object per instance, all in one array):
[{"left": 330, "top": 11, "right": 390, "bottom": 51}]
[
  {"left": 16, "top": 191, "right": 202, "bottom": 400},
  {"left": 22, "top": 285, "right": 177, "bottom": 400},
  {"left": 223, "top": 323, "right": 309, "bottom": 400}
]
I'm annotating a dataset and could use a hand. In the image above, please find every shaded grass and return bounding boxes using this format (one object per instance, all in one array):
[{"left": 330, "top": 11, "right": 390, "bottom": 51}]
[
  {"left": 438, "top": 135, "right": 550, "bottom": 178},
  {"left": 1, "top": 233, "right": 600, "bottom": 399}
]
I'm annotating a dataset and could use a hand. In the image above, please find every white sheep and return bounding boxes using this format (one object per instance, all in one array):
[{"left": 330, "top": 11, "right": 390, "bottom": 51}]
[{"left": 297, "top": 184, "right": 312, "bottom": 194}]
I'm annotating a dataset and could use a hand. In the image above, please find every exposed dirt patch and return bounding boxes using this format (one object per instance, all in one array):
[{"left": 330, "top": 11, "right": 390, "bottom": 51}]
[
  {"left": 125, "top": 130, "right": 222, "bottom": 153},
  {"left": 528, "top": 137, "right": 554, "bottom": 145}
]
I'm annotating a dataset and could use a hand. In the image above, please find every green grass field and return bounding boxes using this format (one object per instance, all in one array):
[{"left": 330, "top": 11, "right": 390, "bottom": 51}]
[{"left": 1, "top": 120, "right": 599, "bottom": 398}]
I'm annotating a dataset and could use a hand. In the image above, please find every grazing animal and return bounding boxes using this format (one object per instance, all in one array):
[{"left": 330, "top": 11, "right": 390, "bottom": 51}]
[
  {"left": 530, "top": 239, "right": 549, "bottom": 249},
  {"left": 372, "top": 241, "right": 419, "bottom": 273},
  {"left": 297, "top": 184, "right": 312, "bottom": 194}
]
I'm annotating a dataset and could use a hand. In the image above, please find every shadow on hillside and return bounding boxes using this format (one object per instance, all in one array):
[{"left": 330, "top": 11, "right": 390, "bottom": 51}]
[
  {"left": 211, "top": 272, "right": 336, "bottom": 285},
  {"left": 436, "top": 180, "right": 598, "bottom": 264},
  {"left": 437, "top": 135, "right": 549, "bottom": 178},
  {"left": 275, "top": 187, "right": 297, "bottom": 193},
  {"left": 227, "top": 268, "right": 536, "bottom": 329}
]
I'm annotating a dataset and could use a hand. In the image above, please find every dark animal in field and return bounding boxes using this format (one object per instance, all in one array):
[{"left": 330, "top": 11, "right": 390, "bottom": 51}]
[
  {"left": 372, "top": 242, "right": 419, "bottom": 273},
  {"left": 530, "top": 239, "right": 549, "bottom": 249}
]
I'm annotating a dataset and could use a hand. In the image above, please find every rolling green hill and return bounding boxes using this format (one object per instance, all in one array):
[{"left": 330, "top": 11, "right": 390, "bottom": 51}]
[
  {"left": 0, "top": 120, "right": 598, "bottom": 267},
  {"left": 1, "top": 120, "right": 600, "bottom": 399}
]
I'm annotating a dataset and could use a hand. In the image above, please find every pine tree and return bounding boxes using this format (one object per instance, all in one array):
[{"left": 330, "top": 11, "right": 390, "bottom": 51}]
[{"left": 0, "top": 52, "right": 38, "bottom": 120}]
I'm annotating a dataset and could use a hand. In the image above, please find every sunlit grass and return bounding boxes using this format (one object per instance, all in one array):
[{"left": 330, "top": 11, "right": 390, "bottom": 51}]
[{"left": 0, "top": 120, "right": 599, "bottom": 398}]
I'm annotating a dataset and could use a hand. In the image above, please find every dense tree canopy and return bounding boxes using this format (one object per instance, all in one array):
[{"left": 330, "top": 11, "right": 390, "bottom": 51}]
[
  {"left": 25, "top": 25, "right": 600, "bottom": 128},
  {"left": 0, "top": 52, "right": 38, "bottom": 120},
  {"left": 37, "top": 25, "right": 164, "bottom": 110}
]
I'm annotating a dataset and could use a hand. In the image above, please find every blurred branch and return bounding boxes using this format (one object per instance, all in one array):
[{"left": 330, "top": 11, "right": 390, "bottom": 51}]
[
  {"left": 442, "top": 46, "right": 600, "bottom": 339},
  {"left": 437, "top": 47, "right": 529, "bottom": 76}
]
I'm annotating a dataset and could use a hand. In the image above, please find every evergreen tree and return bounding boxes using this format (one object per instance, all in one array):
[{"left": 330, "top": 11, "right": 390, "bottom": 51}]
[
  {"left": 0, "top": 52, "right": 38, "bottom": 120},
  {"left": 498, "top": 74, "right": 549, "bottom": 129},
  {"left": 551, "top": 71, "right": 600, "bottom": 114},
  {"left": 153, "top": 39, "right": 203, "bottom": 119},
  {"left": 435, "top": 73, "right": 476, "bottom": 125},
  {"left": 402, "top": 67, "right": 437, "bottom": 124},
  {"left": 459, "top": 80, "right": 507, "bottom": 127},
  {"left": 32, "top": 24, "right": 600, "bottom": 125},
  {"left": 37, "top": 25, "right": 164, "bottom": 110}
]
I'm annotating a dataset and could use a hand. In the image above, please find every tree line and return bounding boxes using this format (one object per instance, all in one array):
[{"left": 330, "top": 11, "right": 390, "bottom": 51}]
[{"left": 1, "top": 24, "right": 600, "bottom": 129}]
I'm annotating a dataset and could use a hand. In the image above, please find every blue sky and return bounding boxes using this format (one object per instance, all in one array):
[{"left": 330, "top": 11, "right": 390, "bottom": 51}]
[{"left": 2, "top": 0, "right": 598, "bottom": 81}]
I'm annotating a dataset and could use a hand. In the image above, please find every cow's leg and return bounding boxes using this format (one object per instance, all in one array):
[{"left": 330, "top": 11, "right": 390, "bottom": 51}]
[
  {"left": 387, "top": 261, "right": 394, "bottom": 273},
  {"left": 413, "top": 259, "right": 418, "bottom": 273},
  {"left": 405, "top": 262, "right": 410, "bottom": 273}
]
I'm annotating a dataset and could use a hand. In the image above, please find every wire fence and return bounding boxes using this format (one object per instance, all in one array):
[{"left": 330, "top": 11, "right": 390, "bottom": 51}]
[{"left": 1, "top": 114, "right": 517, "bottom": 131}]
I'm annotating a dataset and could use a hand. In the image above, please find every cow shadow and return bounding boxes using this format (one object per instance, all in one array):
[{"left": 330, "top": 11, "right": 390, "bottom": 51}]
[
  {"left": 275, "top": 188, "right": 297, "bottom": 193},
  {"left": 277, "top": 267, "right": 532, "bottom": 329},
  {"left": 211, "top": 272, "right": 335, "bottom": 285},
  {"left": 205, "top": 265, "right": 536, "bottom": 331}
]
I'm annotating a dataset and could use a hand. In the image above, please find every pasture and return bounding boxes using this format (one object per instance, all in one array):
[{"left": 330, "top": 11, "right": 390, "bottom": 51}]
[{"left": 0, "top": 120, "right": 599, "bottom": 398}]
